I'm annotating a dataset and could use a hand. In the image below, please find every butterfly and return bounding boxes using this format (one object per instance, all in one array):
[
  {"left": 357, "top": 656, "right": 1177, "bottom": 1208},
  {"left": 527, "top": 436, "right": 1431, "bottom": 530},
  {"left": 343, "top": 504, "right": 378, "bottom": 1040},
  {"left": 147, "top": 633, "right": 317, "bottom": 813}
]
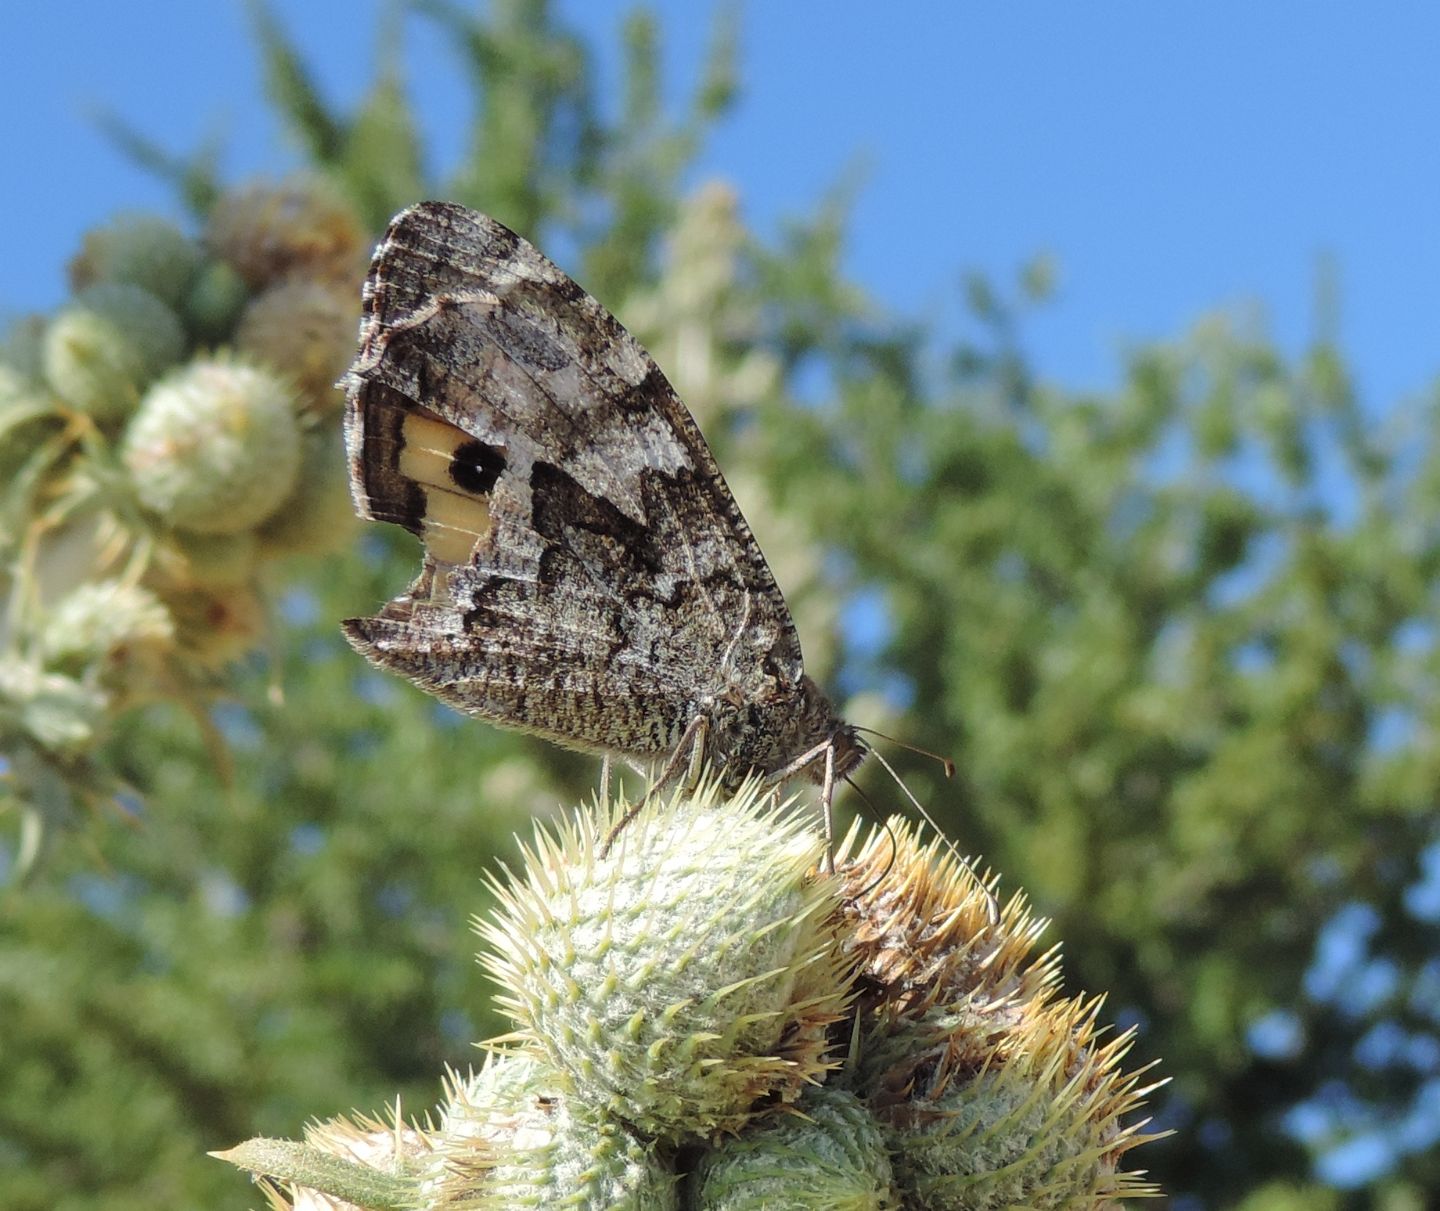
[{"left": 341, "top": 201, "right": 866, "bottom": 851}]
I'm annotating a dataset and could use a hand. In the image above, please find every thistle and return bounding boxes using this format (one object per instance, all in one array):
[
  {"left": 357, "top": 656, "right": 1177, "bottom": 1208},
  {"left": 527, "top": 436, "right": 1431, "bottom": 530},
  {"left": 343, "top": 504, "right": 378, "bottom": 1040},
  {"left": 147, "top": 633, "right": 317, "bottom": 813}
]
[
  {"left": 68, "top": 213, "right": 203, "bottom": 309},
  {"left": 215, "top": 782, "right": 1165, "bottom": 1209},
  {"left": 205, "top": 175, "right": 366, "bottom": 290},
  {"left": 691, "top": 1085, "right": 898, "bottom": 1210},
  {"left": 836, "top": 820, "right": 1166, "bottom": 1210},
  {"left": 40, "top": 579, "right": 175, "bottom": 703},
  {"left": 478, "top": 777, "right": 852, "bottom": 1140},
  {"left": 43, "top": 282, "right": 185, "bottom": 423},
  {"left": 235, "top": 278, "right": 357, "bottom": 414},
  {"left": 4, "top": 191, "right": 375, "bottom": 868},
  {"left": 430, "top": 1053, "right": 678, "bottom": 1209}
]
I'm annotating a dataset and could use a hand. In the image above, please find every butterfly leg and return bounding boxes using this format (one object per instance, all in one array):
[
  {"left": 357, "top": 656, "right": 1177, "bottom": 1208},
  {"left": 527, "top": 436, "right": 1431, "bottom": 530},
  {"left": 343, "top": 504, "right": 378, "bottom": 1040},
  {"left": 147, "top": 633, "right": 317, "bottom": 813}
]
[
  {"left": 599, "top": 755, "right": 611, "bottom": 806},
  {"left": 767, "top": 736, "right": 841, "bottom": 875},
  {"left": 599, "top": 715, "right": 710, "bottom": 857},
  {"left": 819, "top": 740, "right": 836, "bottom": 874}
]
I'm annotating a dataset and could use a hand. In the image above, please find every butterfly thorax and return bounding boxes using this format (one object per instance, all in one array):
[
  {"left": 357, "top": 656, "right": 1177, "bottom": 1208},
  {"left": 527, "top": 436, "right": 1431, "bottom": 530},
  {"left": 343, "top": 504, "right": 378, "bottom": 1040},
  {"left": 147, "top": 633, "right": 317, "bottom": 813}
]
[{"left": 704, "top": 674, "right": 864, "bottom": 789}]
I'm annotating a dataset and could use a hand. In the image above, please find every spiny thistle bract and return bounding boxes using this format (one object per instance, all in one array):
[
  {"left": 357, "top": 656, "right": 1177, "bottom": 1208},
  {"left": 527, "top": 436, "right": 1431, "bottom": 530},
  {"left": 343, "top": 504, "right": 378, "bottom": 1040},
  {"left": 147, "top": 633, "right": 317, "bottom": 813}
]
[
  {"left": 430, "top": 1053, "right": 678, "bottom": 1209},
  {"left": 216, "top": 781, "right": 1165, "bottom": 1209}
]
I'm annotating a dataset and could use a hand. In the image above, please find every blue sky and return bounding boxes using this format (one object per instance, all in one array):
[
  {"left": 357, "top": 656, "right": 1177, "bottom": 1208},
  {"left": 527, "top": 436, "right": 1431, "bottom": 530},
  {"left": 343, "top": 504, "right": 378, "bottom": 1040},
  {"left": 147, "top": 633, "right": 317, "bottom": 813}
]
[{"left": 6, "top": 2, "right": 1439, "bottom": 413}]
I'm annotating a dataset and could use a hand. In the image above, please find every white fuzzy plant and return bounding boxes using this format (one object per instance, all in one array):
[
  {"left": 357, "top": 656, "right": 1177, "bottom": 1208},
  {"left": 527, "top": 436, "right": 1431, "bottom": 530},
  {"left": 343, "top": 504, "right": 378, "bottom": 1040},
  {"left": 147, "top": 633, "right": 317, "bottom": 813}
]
[{"left": 216, "top": 777, "right": 1165, "bottom": 1210}]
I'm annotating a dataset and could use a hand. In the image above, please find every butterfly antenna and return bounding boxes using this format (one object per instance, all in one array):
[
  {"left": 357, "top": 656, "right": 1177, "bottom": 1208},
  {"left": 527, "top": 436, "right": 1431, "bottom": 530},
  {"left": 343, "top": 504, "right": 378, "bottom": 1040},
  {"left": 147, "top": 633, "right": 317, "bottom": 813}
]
[
  {"left": 843, "top": 775, "right": 898, "bottom": 897},
  {"left": 865, "top": 745, "right": 968, "bottom": 867},
  {"left": 854, "top": 726, "right": 956, "bottom": 779}
]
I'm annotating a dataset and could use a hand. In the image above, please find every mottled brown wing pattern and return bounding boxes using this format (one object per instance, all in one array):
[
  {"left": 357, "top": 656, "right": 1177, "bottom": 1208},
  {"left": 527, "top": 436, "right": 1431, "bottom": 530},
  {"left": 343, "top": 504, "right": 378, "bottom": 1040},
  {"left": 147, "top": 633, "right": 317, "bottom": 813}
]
[{"left": 341, "top": 201, "right": 856, "bottom": 783}]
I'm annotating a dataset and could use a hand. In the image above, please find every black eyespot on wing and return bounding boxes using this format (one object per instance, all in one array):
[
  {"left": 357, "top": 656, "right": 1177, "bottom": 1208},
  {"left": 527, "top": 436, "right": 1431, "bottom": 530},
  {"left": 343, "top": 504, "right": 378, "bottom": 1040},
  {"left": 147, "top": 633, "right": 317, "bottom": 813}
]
[{"left": 450, "top": 440, "right": 507, "bottom": 495}]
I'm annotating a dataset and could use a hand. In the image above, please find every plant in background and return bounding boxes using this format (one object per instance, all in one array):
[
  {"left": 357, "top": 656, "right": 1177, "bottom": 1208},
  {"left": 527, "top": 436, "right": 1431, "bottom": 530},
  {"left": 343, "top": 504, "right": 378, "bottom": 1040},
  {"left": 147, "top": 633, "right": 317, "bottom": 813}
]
[
  {"left": 0, "top": 176, "right": 362, "bottom": 875},
  {"left": 215, "top": 779, "right": 1162, "bottom": 1208}
]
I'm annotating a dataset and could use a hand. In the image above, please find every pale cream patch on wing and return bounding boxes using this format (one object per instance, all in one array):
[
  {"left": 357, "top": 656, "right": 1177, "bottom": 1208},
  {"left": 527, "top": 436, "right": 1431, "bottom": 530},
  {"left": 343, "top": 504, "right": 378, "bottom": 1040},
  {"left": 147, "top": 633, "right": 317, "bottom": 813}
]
[{"left": 398, "top": 411, "right": 492, "bottom": 566}]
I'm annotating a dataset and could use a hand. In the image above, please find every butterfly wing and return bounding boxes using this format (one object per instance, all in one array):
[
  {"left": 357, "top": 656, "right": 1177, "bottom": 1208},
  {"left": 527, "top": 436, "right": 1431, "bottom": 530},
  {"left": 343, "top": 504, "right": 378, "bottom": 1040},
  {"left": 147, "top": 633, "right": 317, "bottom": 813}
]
[{"left": 342, "top": 201, "right": 806, "bottom": 764}]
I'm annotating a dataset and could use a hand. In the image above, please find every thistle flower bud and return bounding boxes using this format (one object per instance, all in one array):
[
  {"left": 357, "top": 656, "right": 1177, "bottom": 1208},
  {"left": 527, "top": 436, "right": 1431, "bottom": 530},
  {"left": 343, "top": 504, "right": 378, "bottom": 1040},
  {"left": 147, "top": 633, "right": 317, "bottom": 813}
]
[
  {"left": 183, "top": 259, "right": 250, "bottom": 346},
  {"left": 41, "top": 580, "right": 175, "bottom": 699},
  {"left": 43, "top": 283, "right": 185, "bottom": 423},
  {"left": 235, "top": 278, "right": 356, "bottom": 414},
  {"left": 693, "top": 1086, "right": 899, "bottom": 1210},
  {"left": 206, "top": 175, "right": 365, "bottom": 290},
  {"left": 121, "top": 356, "right": 301, "bottom": 534},
  {"left": 0, "top": 658, "right": 107, "bottom": 754},
  {"left": 478, "top": 778, "right": 852, "bottom": 1140},
  {"left": 872, "top": 995, "right": 1163, "bottom": 1211},
  {"left": 836, "top": 821, "right": 1162, "bottom": 1209},
  {"left": 214, "top": 792, "right": 1166, "bottom": 1207},
  {"left": 68, "top": 213, "right": 202, "bottom": 309},
  {"left": 432, "top": 1053, "right": 677, "bottom": 1209},
  {"left": 159, "top": 582, "right": 267, "bottom": 669}
]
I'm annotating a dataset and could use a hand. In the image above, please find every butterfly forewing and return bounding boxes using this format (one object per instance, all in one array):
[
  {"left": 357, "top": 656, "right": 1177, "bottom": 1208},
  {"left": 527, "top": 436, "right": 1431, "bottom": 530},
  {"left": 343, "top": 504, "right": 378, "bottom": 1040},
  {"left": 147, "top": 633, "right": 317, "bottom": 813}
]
[{"left": 342, "top": 201, "right": 856, "bottom": 786}]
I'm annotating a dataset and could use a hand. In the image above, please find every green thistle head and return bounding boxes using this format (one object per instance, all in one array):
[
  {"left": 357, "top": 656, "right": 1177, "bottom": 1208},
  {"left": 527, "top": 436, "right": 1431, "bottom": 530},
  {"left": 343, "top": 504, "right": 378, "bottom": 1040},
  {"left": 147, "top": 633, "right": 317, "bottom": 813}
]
[
  {"left": 431, "top": 1052, "right": 677, "bottom": 1209},
  {"left": 213, "top": 789, "right": 1167, "bottom": 1208},
  {"left": 68, "top": 213, "right": 202, "bottom": 310},
  {"left": 40, "top": 579, "right": 175, "bottom": 702},
  {"left": 836, "top": 820, "right": 1164, "bottom": 1209},
  {"left": 692, "top": 1085, "right": 899, "bottom": 1210},
  {"left": 43, "top": 282, "right": 185, "bottom": 423},
  {"left": 235, "top": 278, "right": 357, "bottom": 414},
  {"left": 477, "top": 777, "right": 853, "bottom": 1141}
]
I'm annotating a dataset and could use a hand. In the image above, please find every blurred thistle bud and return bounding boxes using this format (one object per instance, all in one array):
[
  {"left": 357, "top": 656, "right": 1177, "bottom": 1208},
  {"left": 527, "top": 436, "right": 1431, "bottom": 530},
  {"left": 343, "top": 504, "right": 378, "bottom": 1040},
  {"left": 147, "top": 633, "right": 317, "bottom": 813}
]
[
  {"left": 68, "top": 213, "right": 202, "bottom": 310},
  {"left": 693, "top": 1086, "right": 898, "bottom": 1210},
  {"left": 182, "top": 259, "right": 251, "bottom": 346},
  {"left": 158, "top": 581, "right": 267, "bottom": 669},
  {"left": 478, "top": 778, "right": 852, "bottom": 1140},
  {"left": 0, "top": 657, "right": 108, "bottom": 755},
  {"left": 252, "top": 427, "right": 357, "bottom": 559},
  {"left": 40, "top": 580, "right": 175, "bottom": 700},
  {"left": 235, "top": 277, "right": 357, "bottom": 414},
  {"left": 43, "top": 282, "right": 185, "bottom": 423},
  {"left": 206, "top": 175, "right": 366, "bottom": 291},
  {"left": 120, "top": 355, "right": 301, "bottom": 534}
]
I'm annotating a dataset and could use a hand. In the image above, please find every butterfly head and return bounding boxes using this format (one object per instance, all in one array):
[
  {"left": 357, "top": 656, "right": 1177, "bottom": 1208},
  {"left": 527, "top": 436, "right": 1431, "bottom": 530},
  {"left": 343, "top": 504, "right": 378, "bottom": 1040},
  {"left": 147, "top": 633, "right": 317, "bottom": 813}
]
[{"left": 789, "top": 675, "right": 867, "bottom": 786}]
